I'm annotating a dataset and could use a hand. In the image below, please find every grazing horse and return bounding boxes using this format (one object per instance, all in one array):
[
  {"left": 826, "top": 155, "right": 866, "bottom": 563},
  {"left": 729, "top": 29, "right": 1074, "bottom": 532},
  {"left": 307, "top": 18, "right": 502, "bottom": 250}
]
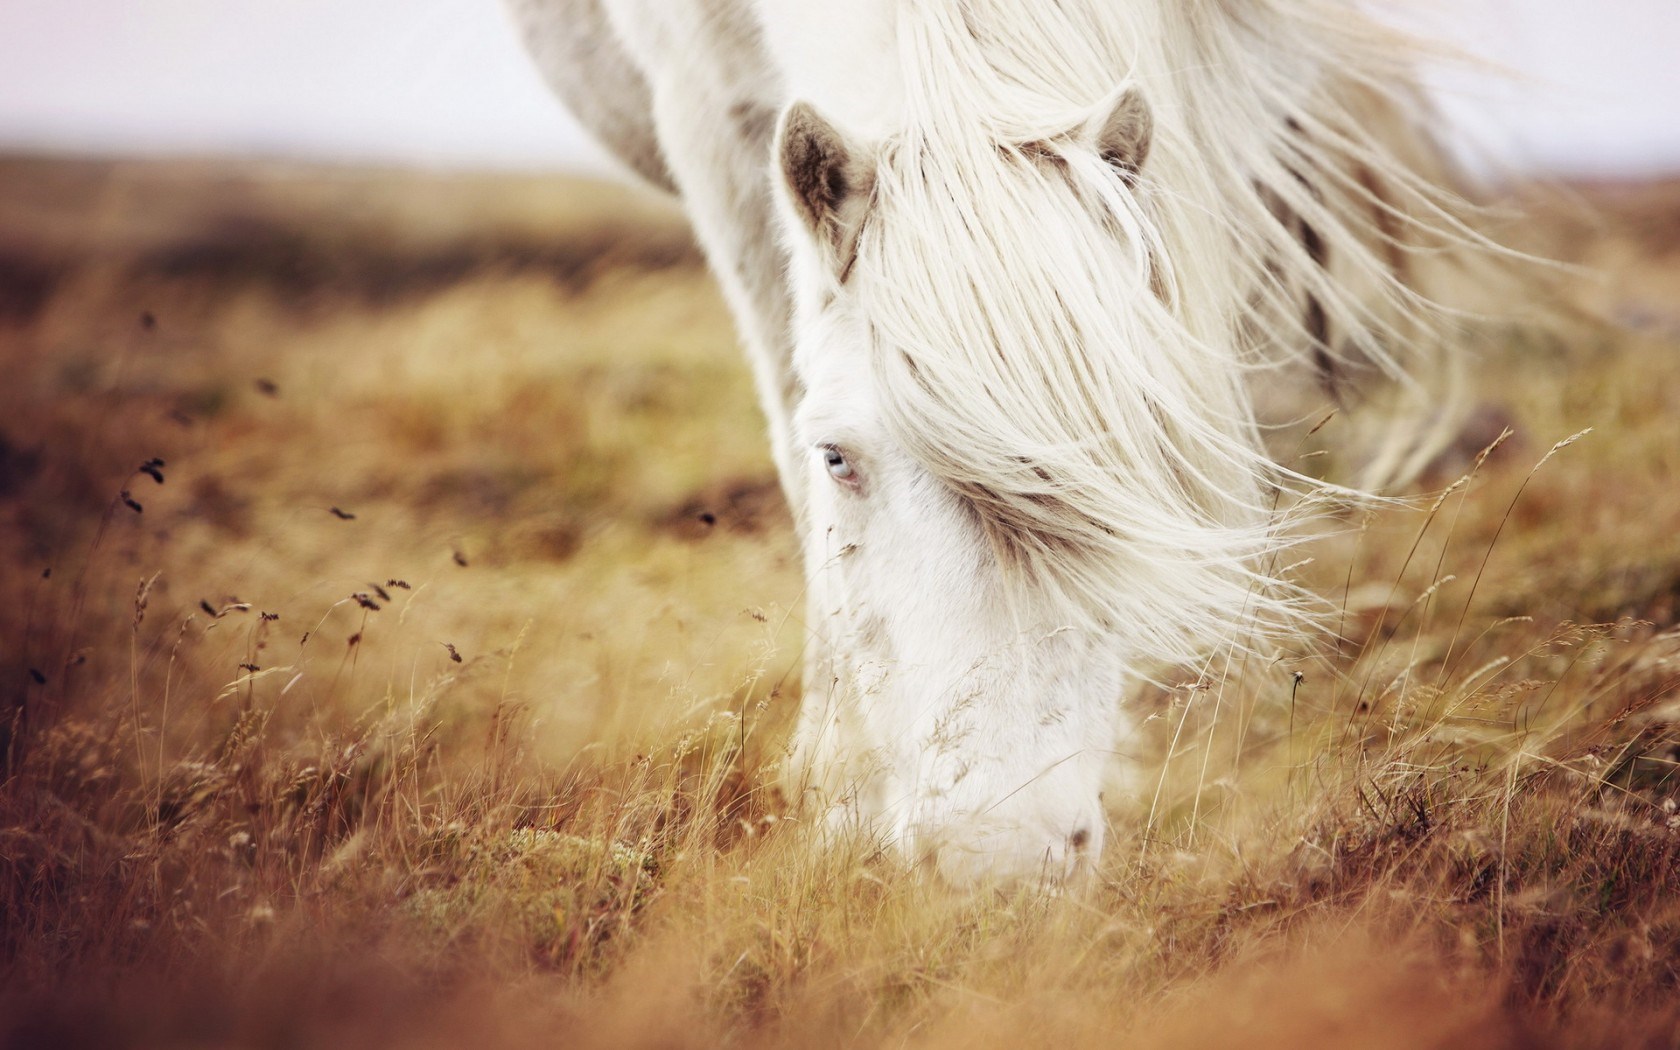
[{"left": 506, "top": 0, "right": 1483, "bottom": 885}]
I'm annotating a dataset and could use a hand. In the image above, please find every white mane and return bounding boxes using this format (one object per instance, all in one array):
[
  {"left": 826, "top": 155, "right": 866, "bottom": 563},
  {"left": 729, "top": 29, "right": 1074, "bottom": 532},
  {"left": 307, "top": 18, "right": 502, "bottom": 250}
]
[{"left": 786, "top": 0, "right": 1487, "bottom": 660}]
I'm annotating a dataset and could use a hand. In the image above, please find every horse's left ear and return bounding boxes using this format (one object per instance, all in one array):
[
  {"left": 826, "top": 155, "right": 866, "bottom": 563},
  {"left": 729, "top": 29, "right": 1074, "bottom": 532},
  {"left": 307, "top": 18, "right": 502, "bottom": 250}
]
[
  {"left": 1089, "top": 87, "right": 1153, "bottom": 181},
  {"left": 776, "top": 101, "right": 874, "bottom": 278}
]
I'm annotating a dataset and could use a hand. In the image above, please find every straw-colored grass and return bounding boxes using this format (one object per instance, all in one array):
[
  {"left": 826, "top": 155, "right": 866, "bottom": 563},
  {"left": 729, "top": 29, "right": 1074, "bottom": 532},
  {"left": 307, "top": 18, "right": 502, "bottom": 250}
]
[{"left": 2, "top": 157, "right": 1678, "bottom": 1048}]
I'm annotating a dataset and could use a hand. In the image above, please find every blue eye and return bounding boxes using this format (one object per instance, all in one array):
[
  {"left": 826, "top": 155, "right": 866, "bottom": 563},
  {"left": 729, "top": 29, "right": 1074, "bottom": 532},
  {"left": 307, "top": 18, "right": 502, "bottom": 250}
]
[{"left": 822, "top": 446, "right": 856, "bottom": 481}]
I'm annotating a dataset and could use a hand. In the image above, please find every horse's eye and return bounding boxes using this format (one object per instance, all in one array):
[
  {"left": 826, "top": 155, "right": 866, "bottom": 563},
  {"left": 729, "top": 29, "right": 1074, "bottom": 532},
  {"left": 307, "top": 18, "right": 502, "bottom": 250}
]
[{"left": 822, "top": 446, "right": 856, "bottom": 482}]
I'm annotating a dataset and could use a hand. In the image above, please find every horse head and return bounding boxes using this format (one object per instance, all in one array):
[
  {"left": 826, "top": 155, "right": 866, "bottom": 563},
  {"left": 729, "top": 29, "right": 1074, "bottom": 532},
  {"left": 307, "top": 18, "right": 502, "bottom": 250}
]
[{"left": 772, "top": 88, "right": 1293, "bottom": 885}]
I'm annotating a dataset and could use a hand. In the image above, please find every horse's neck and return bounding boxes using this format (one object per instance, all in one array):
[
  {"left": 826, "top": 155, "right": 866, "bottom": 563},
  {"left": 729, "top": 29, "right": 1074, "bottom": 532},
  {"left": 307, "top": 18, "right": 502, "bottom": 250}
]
[
  {"left": 752, "top": 0, "right": 902, "bottom": 136},
  {"left": 750, "top": 1, "right": 1285, "bottom": 141}
]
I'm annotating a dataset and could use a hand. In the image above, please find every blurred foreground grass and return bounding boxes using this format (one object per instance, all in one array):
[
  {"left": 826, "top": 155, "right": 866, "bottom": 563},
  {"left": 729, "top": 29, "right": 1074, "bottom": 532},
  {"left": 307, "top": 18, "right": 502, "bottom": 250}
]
[{"left": 1, "top": 156, "right": 1679, "bottom": 1048}]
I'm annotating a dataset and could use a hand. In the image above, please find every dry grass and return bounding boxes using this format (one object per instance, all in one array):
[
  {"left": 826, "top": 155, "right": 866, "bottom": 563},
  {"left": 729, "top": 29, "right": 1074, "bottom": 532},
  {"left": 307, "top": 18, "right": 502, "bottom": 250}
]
[{"left": 2, "top": 156, "right": 1680, "bottom": 1048}]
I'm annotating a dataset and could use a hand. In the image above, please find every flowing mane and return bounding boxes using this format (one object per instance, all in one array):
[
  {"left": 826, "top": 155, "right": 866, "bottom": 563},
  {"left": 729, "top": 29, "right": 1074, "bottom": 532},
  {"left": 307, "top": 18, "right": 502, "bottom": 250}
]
[{"left": 839, "top": 0, "right": 1486, "bottom": 661}]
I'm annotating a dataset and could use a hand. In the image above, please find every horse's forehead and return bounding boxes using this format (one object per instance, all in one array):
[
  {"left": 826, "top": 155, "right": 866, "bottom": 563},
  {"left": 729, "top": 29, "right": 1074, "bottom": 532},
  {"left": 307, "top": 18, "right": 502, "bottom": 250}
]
[
  {"left": 861, "top": 154, "right": 1124, "bottom": 325},
  {"left": 872, "top": 144, "right": 1100, "bottom": 254},
  {"left": 879, "top": 134, "right": 1076, "bottom": 191}
]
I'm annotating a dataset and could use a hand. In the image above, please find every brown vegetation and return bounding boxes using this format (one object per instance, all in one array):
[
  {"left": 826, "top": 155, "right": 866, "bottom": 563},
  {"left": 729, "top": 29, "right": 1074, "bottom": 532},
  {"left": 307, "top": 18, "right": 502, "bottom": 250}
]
[{"left": 2, "top": 157, "right": 1679, "bottom": 1048}]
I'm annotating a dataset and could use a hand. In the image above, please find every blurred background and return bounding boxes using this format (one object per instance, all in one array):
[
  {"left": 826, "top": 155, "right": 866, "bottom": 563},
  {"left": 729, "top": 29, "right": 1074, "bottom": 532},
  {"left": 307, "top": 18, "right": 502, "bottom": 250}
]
[
  {"left": 3, "top": 7, "right": 1680, "bottom": 1045},
  {"left": 0, "top": 0, "right": 1677, "bottom": 179}
]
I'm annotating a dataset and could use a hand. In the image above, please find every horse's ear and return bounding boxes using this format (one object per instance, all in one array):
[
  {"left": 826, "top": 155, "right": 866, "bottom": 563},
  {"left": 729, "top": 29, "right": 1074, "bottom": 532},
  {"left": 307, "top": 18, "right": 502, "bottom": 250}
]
[
  {"left": 1090, "top": 87, "right": 1153, "bottom": 181},
  {"left": 776, "top": 101, "right": 873, "bottom": 277}
]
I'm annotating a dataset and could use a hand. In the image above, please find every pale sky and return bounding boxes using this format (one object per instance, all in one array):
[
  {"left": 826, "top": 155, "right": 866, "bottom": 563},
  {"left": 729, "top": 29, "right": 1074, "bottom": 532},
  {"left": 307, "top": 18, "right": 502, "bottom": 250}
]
[{"left": 0, "top": 0, "right": 1676, "bottom": 178}]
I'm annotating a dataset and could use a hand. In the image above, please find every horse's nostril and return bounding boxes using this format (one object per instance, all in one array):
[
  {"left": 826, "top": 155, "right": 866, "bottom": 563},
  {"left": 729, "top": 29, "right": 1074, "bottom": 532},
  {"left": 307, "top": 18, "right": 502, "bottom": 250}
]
[{"left": 1069, "top": 827, "right": 1091, "bottom": 850}]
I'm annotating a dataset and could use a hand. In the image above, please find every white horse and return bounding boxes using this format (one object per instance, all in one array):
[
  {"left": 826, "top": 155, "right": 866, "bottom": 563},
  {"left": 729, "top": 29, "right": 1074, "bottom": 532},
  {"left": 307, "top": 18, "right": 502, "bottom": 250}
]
[{"left": 505, "top": 0, "right": 1482, "bottom": 885}]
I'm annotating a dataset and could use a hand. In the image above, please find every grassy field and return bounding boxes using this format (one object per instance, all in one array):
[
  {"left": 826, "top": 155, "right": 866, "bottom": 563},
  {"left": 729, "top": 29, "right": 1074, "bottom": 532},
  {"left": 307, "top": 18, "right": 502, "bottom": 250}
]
[{"left": 1, "top": 155, "right": 1679, "bottom": 1048}]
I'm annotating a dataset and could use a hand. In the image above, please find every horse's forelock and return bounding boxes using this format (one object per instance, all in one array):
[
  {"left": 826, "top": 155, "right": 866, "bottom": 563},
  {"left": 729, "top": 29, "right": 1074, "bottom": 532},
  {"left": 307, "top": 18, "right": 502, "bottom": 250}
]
[{"left": 850, "top": 129, "right": 1302, "bottom": 660}]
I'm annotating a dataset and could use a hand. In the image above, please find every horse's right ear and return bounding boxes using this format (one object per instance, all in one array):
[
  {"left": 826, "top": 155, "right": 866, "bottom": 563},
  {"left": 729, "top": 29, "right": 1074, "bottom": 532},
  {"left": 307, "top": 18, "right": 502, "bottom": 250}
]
[{"left": 776, "top": 102, "right": 873, "bottom": 278}]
